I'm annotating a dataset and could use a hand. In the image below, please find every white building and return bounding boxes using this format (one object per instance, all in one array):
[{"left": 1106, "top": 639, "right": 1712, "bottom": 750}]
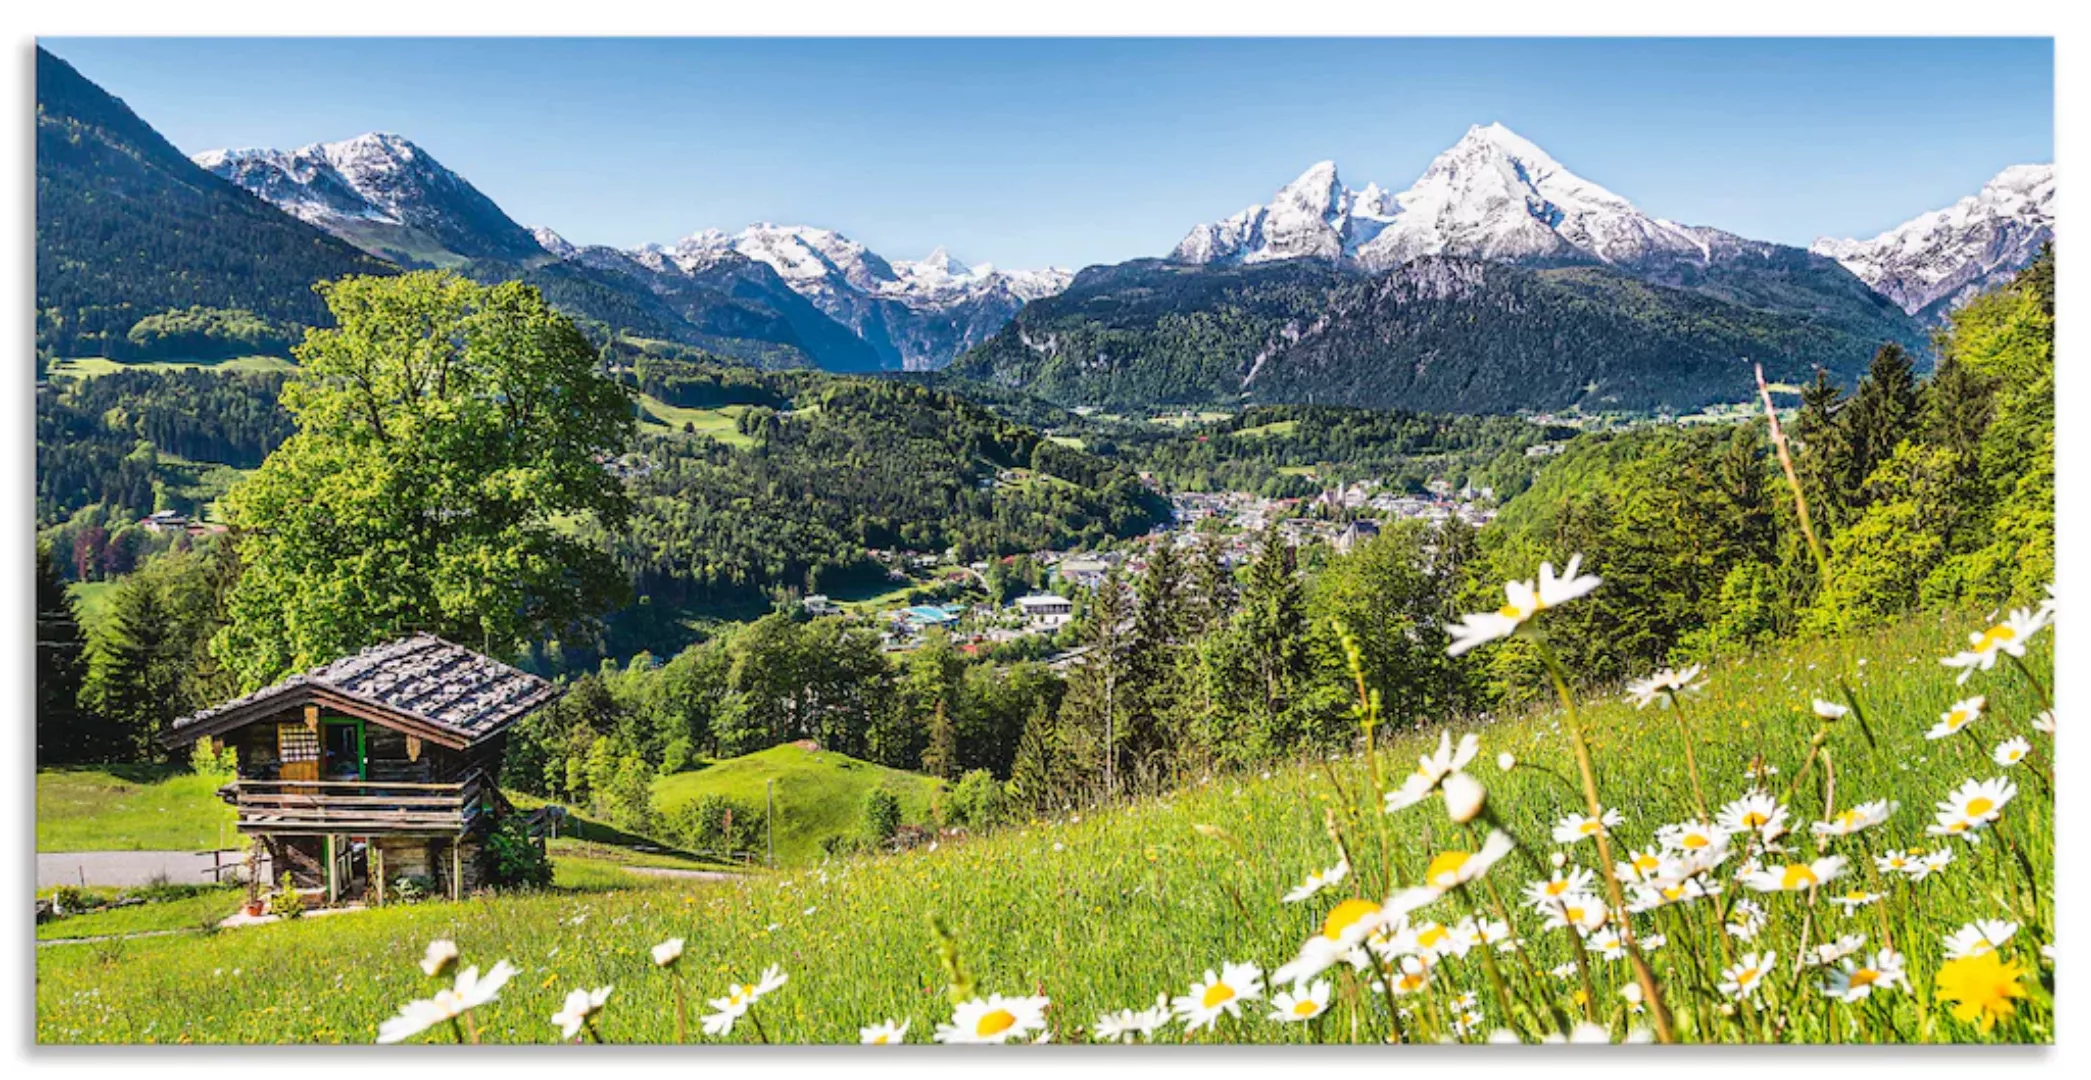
[{"left": 1015, "top": 593, "right": 1076, "bottom": 629}]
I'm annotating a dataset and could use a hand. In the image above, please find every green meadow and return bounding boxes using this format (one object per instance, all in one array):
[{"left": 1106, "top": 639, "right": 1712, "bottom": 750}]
[
  {"left": 652, "top": 743, "right": 944, "bottom": 865},
  {"left": 34, "top": 613, "right": 2053, "bottom": 1044}
]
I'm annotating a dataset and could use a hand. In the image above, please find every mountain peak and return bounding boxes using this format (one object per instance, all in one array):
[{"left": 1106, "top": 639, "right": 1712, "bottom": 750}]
[
  {"left": 1811, "top": 162, "right": 2054, "bottom": 318},
  {"left": 1174, "top": 122, "right": 1731, "bottom": 270}
]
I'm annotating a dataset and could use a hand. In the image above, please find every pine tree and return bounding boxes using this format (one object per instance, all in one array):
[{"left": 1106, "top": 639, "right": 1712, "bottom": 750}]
[
  {"left": 1188, "top": 530, "right": 1237, "bottom": 632},
  {"left": 1839, "top": 342, "right": 1921, "bottom": 510},
  {"left": 1792, "top": 367, "right": 1857, "bottom": 531},
  {"left": 920, "top": 699, "right": 958, "bottom": 781},
  {"left": 1008, "top": 701, "right": 1060, "bottom": 814},
  {"left": 82, "top": 572, "right": 184, "bottom": 760},
  {"left": 1238, "top": 523, "right": 1308, "bottom": 731},
  {"left": 35, "top": 541, "right": 95, "bottom": 764}
]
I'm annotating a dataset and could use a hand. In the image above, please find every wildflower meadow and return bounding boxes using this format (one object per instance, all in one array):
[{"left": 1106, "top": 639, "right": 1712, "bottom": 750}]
[{"left": 36, "top": 593, "right": 2055, "bottom": 1045}]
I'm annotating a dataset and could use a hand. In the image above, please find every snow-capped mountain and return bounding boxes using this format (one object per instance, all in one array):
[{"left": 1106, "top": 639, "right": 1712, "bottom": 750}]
[
  {"left": 1810, "top": 164, "right": 2054, "bottom": 320},
  {"left": 548, "top": 222, "right": 1073, "bottom": 370},
  {"left": 195, "top": 132, "right": 545, "bottom": 264},
  {"left": 1173, "top": 123, "right": 1758, "bottom": 271}
]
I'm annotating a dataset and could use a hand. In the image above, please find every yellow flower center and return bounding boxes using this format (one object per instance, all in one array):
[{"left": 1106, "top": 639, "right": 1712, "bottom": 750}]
[
  {"left": 1545, "top": 879, "right": 1571, "bottom": 896},
  {"left": 1683, "top": 833, "right": 1710, "bottom": 850},
  {"left": 1850, "top": 970, "right": 1879, "bottom": 988},
  {"left": 1498, "top": 604, "right": 1522, "bottom": 619},
  {"left": 1976, "top": 625, "right": 2017, "bottom": 652},
  {"left": 1417, "top": 924, "right": 1449, "bottom": 949},
  {"left": 1292, "top": 999, "right": 1319, "bottom": 1017},
  {"left": 1322, "top": 898, "right": 1382, "bottom": 940},
  {"left": 871, "top": 1033, "right": 892, "bottom": 1044},
  {"left": 1579, "top": 819, "right": 1602, "bottom": 835},
  {"left": 1743, "top": 811, "right": 1769, "bottom": 827},
  {"left": 1426, "top": 851, "right": 1473, "bottom": 886},
  {"left": 1662, "top": 885, "right": 1686, "bottom": 901},
  {"left": 1398, "top": 973, "right": 1426, "bottom": 992},
  {"left": 1779, "top": 864, "right": 1819, "bottom": 890},
  {"left": 1966, "top": 797, "right": 1995, "bottom": 817},
  {"left": 1201, "top": 982, "right": 1236, "bottom": 1008},
  {"left": 1739, "top": 967, "right": 1760, "bottom": 984},
  {"left": 976, "top": 1009, "right": 1018, "bottom": 1036},
  {"left": 1835, "top": 810, "right": 1863, "bottom": 829}
]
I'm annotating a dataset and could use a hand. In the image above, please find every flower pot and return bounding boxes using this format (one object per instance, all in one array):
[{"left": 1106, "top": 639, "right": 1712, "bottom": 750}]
[{"left": 244, "top": 900, "right": 266, "bottom": 917}]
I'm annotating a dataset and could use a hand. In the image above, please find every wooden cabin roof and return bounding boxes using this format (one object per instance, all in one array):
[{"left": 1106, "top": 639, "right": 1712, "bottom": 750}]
[{"left": 165, "top": 635, "right": 559, "bottom": 750}]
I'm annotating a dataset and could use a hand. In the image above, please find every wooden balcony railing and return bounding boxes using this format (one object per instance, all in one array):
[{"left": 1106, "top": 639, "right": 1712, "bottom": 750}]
[{"left": 224, "top": 772, "right": 491, "bottom": 836}]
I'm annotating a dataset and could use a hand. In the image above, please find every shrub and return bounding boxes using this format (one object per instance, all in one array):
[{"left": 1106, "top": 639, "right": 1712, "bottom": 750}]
[
  {"left": 266, "top": 873, "right": 305, "bottom": 918},
  {"left": 481, "top": 816, "right": 554, "bottom": 890},
  {"left": 946, "top": 769, "right": 1006, "bottom": 831},
  {"left": 861, "top": 787, "right": 902, "bottom": 845},
  {"left": 390, "top": 874, "right": 434, "bottom": 903}
]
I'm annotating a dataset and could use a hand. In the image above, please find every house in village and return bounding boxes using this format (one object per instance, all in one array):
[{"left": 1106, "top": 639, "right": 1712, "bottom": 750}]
[
  {"left": 1014, "top": 592, "right": 1075, "bottom": 630},
  {"left": 160, "top": 635, "right": 560, "bottom": 904}
]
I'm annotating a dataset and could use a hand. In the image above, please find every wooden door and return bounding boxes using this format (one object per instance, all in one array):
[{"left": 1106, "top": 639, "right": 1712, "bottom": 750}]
[{"left": 278, "top": 723, "right": 321, "bottom": 783}]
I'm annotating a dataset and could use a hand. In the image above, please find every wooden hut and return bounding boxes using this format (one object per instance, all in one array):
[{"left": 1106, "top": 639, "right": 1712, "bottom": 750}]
[{"left": 161, "top": 635, "right": 560, "bottom": 903}]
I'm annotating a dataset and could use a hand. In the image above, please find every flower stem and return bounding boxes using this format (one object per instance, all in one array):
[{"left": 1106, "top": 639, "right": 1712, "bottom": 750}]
[{"left": 1534, "top": 635, "right": 1677, "bottom": 1044}]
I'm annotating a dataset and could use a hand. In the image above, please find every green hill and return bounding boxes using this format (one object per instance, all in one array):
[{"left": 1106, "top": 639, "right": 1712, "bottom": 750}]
[
  {"left": 653, "top": 743, "right": 943, "bottom": 865},
  {"left": 33, "top": 613, "right": 2054, "bottom": 1043}
]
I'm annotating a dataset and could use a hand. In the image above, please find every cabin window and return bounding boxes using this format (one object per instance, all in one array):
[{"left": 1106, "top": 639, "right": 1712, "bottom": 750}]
[{"left": 321, "top": 717, "right": 366, "bottom": 780}]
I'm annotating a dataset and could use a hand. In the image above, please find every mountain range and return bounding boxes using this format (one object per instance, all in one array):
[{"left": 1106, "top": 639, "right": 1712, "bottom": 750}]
[
  {"left": 191, "top": 130, "right": 1071, "bottom": 372},
  {"left": 1811, "top": 163, "right": 2054, "bottom": 322},
  {"left": 36, "top": 45, "right": 2054, "bottom": 414}
]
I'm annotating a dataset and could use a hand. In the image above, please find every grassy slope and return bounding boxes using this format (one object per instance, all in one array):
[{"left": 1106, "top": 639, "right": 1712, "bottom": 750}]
[
  {"left": 652, "top": 744, "right": 943, "bottom": 866},
  {"left": 34, "top": 613, "right": 2053, "bottom": 1043},
  {"left": 36, "top": 766, "right": 238, "bottom": 852},
  {"left": 48, "top": 356, "right": 296, "bottom": 378},
  {"left": 634, "top": 395, "right": 756, "bottom": 447},
  {"left": 37, "top": 887, "right": 244, "bottom": 942}
]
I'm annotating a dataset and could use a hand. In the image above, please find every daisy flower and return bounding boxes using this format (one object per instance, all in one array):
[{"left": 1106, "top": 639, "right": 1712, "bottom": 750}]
[
  {"left": 1385, "top": 955, "right": 1431, "bottom": 995},
  {"left": 1423, "top": 831, "right": 1516, "bottom": 890},
  {"left": 1935, "top": 777, "right": 2017, "bottom": 827},
  {"left": 1943, "top": 920, "right": 2019, "bottom": 960},
  {"left": 1273, "top": 897, "right": 1386, "bottom": 985},
  {"left": 1823, "top": 950, "right": 1908, "bottom": 1002},
  {"left": 1927, "top": 697, "right": 1986, "bottom": 740},
  {"left": 1174, "top": 962, "right": 1263, "bottom": 1032},
  {"left": 1941, "top": 608, "right": 2050, "bottom": 684},
  {"left": 1812, "top": 698, "right": 1850, "bottom": 721},
  {"left": 376, "top": 960, "right": 517, "bottom": 1044},
  {"left": 1447, "top": 555, "right": 1600, "bottom": 656},
  {"left": 1725, "top": 900, "right": 1768, "bottom": 942},
  {"left": 1829, "top": 889, "right": 1882, "bottom": 913},
  {"left": 1625, "top": 665, "right": 1707, "bottom": 709},
  {"left": 860, "top": 1019, "right": 910, "bottom": 1045},
  {"left": 419, "top": 940, "right": 460, "bottom": 979},
  {"left": 1742, "top": 855, "right": 1847, "bottom": 893},
  {"left": 1812, "top": 800, "right": 1897, "bottom": 838},
  {"left": 935, "top": 994, "right": 1051, "bottom": 1044},
  {"left": 1908, "top": 848, "right": 1955, "bottom": 881},
  {"left": 1267, "top": 981, "right": 1332, "bottom": 1023},
  {"left": 1993, "top": 737, "right": 2032, "bottom": 768},
  {"left": 1442, "top": 772, "right": 1487, "bottom": 824},
  {"left": 1717, "top": 791, "right": 1789, "bottom": 843},
  {"left": 1540, "top": 895, "right": 1609, "bottom": 935},
  {"left": 1523, "top": 867, "right": 1597, "bottom": 912},
  {"left": 2033, "top": 711, "right": 2054, "bottom": 735},
  {"left": 551, "top": 986, "right": 612, "bottom": 1042},
  {"left": 1656, "top": 821, "right": 1732, "bottom": 857},
  {"left": 1382, "top": 731, "right": 1480, "bottom": 812},
  {"left": 1552, "top": 808, "right": 1624, "bottom": 845},
  {"left": 650, "top": 938, "right": 685, "bottom": 968},
  {"left": 1281, "top": 858, "right": 1349, "bottom": 903},
  {"left": 701, "top": 965, "right": 788, "bottom": 1036},
  {"left": 1092, "top": 996, "right": 1169, "bottom": 1042},
  {"left": 1807, "top": 934, "right": 1867, "bottom": 968},
  {"left": 1719, "top": 952, "right": 1776, "bottom": 1000}
]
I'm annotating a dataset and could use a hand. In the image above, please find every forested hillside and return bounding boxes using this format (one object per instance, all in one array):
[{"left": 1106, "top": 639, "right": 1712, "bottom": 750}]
[
  {"left": 949, "top": 255, "right": 1918, "bottom": 412},
  {"left": 34, "top": 47, "right": 390, "bottom": 362}
]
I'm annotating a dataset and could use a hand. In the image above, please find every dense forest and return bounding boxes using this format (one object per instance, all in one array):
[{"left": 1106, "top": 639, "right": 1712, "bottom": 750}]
[
  {"left": 601, "top": 364, "right": 1169, "bottom": 608},
  {"left": 947, "top": 255, "right": 1918, "bottom": 413}
]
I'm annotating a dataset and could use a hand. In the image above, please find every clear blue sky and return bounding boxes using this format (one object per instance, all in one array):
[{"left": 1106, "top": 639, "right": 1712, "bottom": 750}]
[{"left": 42, "top": 38, "right": 2052, "bottom": 270}]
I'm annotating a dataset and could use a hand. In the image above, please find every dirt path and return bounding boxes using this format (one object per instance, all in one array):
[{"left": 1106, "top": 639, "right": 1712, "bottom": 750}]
[
  {"left": 37, "top": 850, "right": 248, "bottom": 890},
  {"left": 621, "top": 866, "right": 741, "bottom": 883}
]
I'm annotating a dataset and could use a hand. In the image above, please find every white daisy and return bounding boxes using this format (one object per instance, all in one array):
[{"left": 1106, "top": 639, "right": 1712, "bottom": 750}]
[
  {"left": 1552, "top": 808, "right": 1624, "bottom": 845},
  {"left": 1281, "top": 858, "right": 1350, "bottom": 903},
  {"left": 935, "top": 994, "right": 1051, "bottom": 1044},
  {"left": 1812, "top": 800, "right": 1897, "bottom": 838},
  {"left": 1741, "top": 855, "right": 1847, "bottom": 893},
  {"left": 860, "top": 1018, "right": 910, "bottom": 1045},
  {"left": 551, "top": 986, "right": 612, "bottom": 1041},
  {"left": 1719, "top": 952, "right": 1776, "bottom": 1000},
  {"left": 1943, "top": 920, "right": 2019, "bottom": 960},
  {"left": 1626, "top": 665, "right": 1707, "bottom": 709},
  {"left": 1822, "top": 950, "right": 1908, "bottom": 1002},
  {"left": 1447, "top": 555, "right": 1600, "bottom": 656},
  {"left": 1266, "top": 981, "right": 1332, "bottom": 1023},
  {"left": 1174, "top": 962, "right": 1263, "bottom": 1032},
  {"left": 1941, "top": 607, "right": 2050, "bottom": 683},
  {"left": 1993, "top": 737, "right": 2032, "bottom": 767},
  {"left": 376, "top": 960, "right": 517, "bottom": 1044},
  {"left": 1926, "top": 697, "right": 1986, "bottom": 740}
]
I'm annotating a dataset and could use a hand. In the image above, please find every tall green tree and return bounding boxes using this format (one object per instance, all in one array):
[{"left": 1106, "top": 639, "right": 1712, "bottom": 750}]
[
  {"left": 35, "top": 541, "right": 98, "bottom": 763},
  {"left": 214, "top": 271, "right": 633, "bottom": 687},
  {"left": 82, "top": 572, "right": 185, "bottom": 759}
]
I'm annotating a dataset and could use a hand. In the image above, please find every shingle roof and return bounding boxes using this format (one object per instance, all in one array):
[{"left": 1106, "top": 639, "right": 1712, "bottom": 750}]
[{"left": 170, "top": 635, "right": 559, "bottom": 745}]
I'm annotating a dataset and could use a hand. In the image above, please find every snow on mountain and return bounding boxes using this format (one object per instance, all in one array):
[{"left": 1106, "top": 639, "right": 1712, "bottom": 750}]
[
  {"left": 1172, "top": 123, "right": 1750, "bottom": 272},
  {"left": 195, "top": 132, "right": 543, "bottom": 262},
  {"left": 1810, "top": 164, "right": 2054, "bottom": 319},
  {"left": 530, "top": 225, "right": 577, "bottom": 259}
]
